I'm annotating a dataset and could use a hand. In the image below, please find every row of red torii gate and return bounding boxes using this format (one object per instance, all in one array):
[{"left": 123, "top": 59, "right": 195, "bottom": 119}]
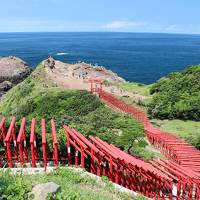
[{"left": 0, "top": 80, "right": 199, "bottom": 199}]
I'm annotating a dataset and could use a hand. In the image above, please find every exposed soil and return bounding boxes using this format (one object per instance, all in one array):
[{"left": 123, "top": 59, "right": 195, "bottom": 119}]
[{"left": 43, "top": 58, "right": 149, "bottom": 101}]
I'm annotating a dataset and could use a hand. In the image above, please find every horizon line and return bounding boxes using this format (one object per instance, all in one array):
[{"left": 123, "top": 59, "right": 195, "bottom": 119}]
[{"left": 0, "top": 31, "right": 200, "bottom": 36}]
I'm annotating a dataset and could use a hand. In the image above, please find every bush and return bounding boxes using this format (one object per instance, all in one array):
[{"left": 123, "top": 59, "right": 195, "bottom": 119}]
[
  {"left": 149, "top": 65, "right": 200, "bottom": 120},
  {"left": 0, "top": 171, "right": 32, "bottom": 199},
  {"left": 67, "top": 107, "right": 145, "bottom": 154}
]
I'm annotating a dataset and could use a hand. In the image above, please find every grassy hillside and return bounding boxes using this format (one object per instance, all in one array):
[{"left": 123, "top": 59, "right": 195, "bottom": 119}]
[
  {"left": 0, "top": 168, "right": 145, "bottom": 200},
  {"left": 117, "top": 66, "right": 200, "bottom": 122},
  {"left": 118, "top": 82, "right": 151, "bottom": 96},
  {"left": 114, "top": 66, "right": 200, "bottom": 148},
  {"left": 0, "top": 64, "right": 159, "bottom": 160},
  {"left": 149, "top": 65, "right": 200, "bottom": 121}
]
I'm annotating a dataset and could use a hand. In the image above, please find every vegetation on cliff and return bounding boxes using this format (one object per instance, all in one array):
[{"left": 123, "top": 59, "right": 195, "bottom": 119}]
[
  {"left": 112, "top": 65, "right": 200, "bottom": 148},
  {"left": 0, "top": 64, "right": 157, "bottom": 160},
  {"left": 148, "top": 65, "right": 200, "bottom": 121},
  {"left": 3, "top": 60, "right": 199, "bottom": 158},
  {"left": 117, "top": 65, "right": 200, "bottom": 122}
]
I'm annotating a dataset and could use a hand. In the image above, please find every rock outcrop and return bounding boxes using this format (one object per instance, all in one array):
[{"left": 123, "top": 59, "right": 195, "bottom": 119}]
[
  {"left": 43, "top": 58, "right": 126, "bottom": 84},
  {"left": 0, "top": 56, "right": 31, "bottom": 97},
  {"left": 68, "top": 62, "right": 126, "bottom": 83},
  {"left": 43, "top": 56, "right": 55, "bottom": 69},
  {"left": 30, "top": 182, "right": 60, "bottom": 200}
]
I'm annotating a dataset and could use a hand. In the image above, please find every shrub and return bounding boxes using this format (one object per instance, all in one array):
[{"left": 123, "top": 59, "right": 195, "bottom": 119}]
[
  {"left": 149, "top": 65, "right": 200, "bottom": 120},
  {"left": 0, "top": 171, "right": 32, "bottom": 199}
]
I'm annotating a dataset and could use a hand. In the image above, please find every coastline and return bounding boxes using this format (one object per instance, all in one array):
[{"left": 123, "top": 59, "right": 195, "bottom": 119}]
[{"left": 1, "top": 32, "right": 200, "bottom": 84}]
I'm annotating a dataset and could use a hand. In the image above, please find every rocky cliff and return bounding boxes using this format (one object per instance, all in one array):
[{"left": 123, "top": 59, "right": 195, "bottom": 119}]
[
  {"left": 0, "top": 56, "right": 31, "bottom": 96},
  {"left": 43, "top": 57, "right": 126, "bottom": 84}
]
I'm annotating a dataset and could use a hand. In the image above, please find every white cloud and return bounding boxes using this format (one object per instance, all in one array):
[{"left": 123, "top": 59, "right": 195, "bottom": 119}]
[{"left": 102, "top": 20, "right": 146, "bottom": 29}]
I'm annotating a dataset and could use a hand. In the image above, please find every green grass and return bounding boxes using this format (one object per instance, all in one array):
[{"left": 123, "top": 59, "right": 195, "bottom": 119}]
[
  {"left": 118, "top": 82, "right": 151, "bottom": 97},
  {"left": 0, "top": 168, "right": 140, "bottom": 200},
  {"left": 151, "top": 119, "right": 200, "bottom": 147}
]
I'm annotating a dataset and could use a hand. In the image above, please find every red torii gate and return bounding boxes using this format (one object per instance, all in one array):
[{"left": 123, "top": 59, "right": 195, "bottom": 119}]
[
  {"left": 4, "top": 117, "right": 18, "bottom": 168},
  {"left": 17, "top": 117, "right": 28, "bottom": 167},
  {"left": 0, "top": 116, "right": 200, "bottom": 199},
  {"left": 88, "top": 77, "right": 103, "bottom": 96},
  {"left": 98, "top": 90, "right": 200, "bottom": 174},
  {"left": 30, "top": 118, "right": 38, "bottom": 167},
  {"left": 0, "top": 117, "right": 6, "bottom": 167}
]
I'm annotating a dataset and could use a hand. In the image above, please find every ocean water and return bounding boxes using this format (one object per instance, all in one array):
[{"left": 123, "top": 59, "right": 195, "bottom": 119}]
[{"left": 0, "top": 32, "right": 200, "bottom": 84}]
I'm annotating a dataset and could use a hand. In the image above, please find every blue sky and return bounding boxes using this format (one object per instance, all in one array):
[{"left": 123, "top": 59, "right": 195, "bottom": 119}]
[{"left": 1, "top": 0, "right": 200, "bottom": 34}]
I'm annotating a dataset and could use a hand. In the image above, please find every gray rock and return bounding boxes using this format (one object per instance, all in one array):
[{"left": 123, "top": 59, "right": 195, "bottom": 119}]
[
  {"left": 0, "top": 81, "right": 12, "bottom": 91},
  {"left": 31, "top": 182, "right": 60, "bottom": 200},
  {"left": 0, "top": 56, "right": 31, "bottom": 97},
  {"left": 0, "top": 56, "right": 31, "bottom": 84},
  {"left": 0, "top": 81, "right": 13, "bottom": 99},
  {"left": 68, "top": 62, "right": 126, "bottom": 84}
]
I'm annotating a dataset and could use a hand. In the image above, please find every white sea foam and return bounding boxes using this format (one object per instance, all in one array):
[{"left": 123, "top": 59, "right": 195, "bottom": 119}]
[{"left": 56, "top": 52, "right": 69, "bottom": 56}]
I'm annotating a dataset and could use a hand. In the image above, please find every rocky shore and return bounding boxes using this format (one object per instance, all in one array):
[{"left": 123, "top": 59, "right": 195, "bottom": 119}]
[{"left": 0, "top": 56, "right": 31, "bottom": 97}]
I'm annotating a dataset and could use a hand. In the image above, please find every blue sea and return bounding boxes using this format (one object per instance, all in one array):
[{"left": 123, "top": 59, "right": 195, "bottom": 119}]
[{"left": 0, "top": 32, "right": 200, "bottom": 84}]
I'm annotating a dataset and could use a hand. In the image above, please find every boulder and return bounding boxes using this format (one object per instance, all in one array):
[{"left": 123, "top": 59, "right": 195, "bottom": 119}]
[
  {"left": 30, "top": 182, "right": 60, "bottom": 200},
  {"left": 0, "top": 56, "right": 31, "bottom": 98},
  {"left": 0, "top": 56, "right": 31, "bottom": 84}
]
